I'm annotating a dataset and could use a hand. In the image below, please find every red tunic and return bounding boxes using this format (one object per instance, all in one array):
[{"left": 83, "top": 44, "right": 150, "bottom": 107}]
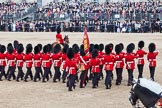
[
  {"left": 51, "top": 52, "right": 62, "bottom": 67},
  {"left": 24, "top": 53, "right": 33, "bottom": 67},
  {"left": 33, "top": 53, "right": 42, "bottom": 67},
  {"left": 78, "top": 55, "right": 90, "bottom": 70},
  {"left": 64, "top": 58, "right": 78, "bottom": 75},
  {"left": 103, "top": 54, "right": 114, "bottom": 71},
  {"left": 56, "top": 34, "right": 64, "bottom": 44},
  {"left": 114, "top": 52, "right": 124, "bottom": 69},
  {"left": 42, "top": 53, "right": 51, "bottom": 68},
  {"left": 147, "top": 51, "right": 159, "bottom": 67},
  {"left": 15, "top": 53, "right": 24, "bottom": 67},
  {"left": 73, "top": 53, "right": 80, "bottom": 64},
  {"left": 89, "top": 58, "right": 100, "bottom": 73},
  {"left": 0, "top": 53, "right": 6, "bottom": 66},
  {"left": 125, "top": 53, "right": 137, "bottom": 70},
  {"left": 98, "top": 51, "right": 104, "bottom": 65},
  {"left": 6, "top": 53, "right": 15, "bottom": 67},
  {"left": 136, "top": 49, "right": 147, "bottom": 65},
  {"left": 61, "top": 53, "right": 67, "bottom": 70}
]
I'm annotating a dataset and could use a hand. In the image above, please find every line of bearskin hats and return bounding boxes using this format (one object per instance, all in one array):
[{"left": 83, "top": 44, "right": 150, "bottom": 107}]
[
  {"left": 53, "top": 44, "right": 61, "bottom": 54},
  {"left": 67, "top": 48, "right": 74, "bottom": 60},
  {"left": 72, "top": 44, "right": 79, "bottom": 54},
  {"left": 115, "top": 44, "right": 122, "bottom": 54},
  {"left": 92, "top": 49, "right": 98, "bottom": 58},
  {"left": 126, "top": 43, "right": 135, "bottom": 53},
  {"left": 138, "top": 40, "right": 145, "bottom": 49},
  {"left": 57, "top": 26, "right": 61, "bottom": 34},
  {"left": 149, "top": 43, "right": 156, "bottom": 52},
  {"left": 17, "top": 44, "right": 24, "bottom": 54},
  {"left": 105, "top": 44, "right": 112, "bottom": 54},
  {"left": 26, "top": 44, "right": 33, "bottom": 54},
  {"left": 0, "top": 45, "right": 6, "bottom": 53}
]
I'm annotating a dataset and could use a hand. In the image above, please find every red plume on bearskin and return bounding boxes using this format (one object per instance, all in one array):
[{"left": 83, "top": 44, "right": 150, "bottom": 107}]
[{"left": 149, "top": 43, "right": 156, "bottom": 52}]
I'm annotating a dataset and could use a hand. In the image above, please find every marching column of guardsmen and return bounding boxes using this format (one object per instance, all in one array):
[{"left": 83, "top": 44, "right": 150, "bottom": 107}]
[{"left": 0, "top": 40, "right": 159, "bottom": 91}]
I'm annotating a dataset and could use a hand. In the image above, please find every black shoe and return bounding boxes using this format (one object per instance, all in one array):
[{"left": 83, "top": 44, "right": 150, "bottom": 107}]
[
  {"left": 0, "top": 79, "right": 3, "bottom": 81},
  {"left": 53, "top": 80, "right": 57, "bottom": 83},
  {"left": 16, "top": 79, "right": 19, "bottom": 82},
  {"left": 24, "top": 80, "right": 28, "bottom": 82},
  {"left": 92, "top": 86, "right": 97, "bottom": 88},
  {"left": 42, "top": 80, "right": 46, "bottom": 83},
  {"left": 68, "top": 89, "right": 72, "bottom": 91},
  {"left": 62, "top": 80, "right": 65, "bottom": 83},
  {"left": 21, "top": 78, "right": 24, "bottom": 80},
  {"left": 8, "top": 79, "right": 11, "bottom": 81},
  {"left": 80, "top": 86, "right": 84, "bottom": 88},
  {"left": 34, "top": 80, "right": 37, "bottom": 82},
  {"left": 127, "top": 83, "right": 131, "bottom": 86},
  {"left": 73, "top": 85, "right": 76, "bottom": 89}
]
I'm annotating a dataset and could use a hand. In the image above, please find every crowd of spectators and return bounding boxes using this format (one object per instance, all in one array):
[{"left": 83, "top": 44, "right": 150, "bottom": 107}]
[{"left": 0, "top": 0, "right": 162, "bottom": 33}]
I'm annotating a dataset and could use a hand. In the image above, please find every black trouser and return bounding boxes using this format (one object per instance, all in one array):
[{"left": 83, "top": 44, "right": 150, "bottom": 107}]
[
  {"left": 0, "top": 66, "right": 7, "bottom": 80},
  {"left": 80, "top": 70, "right": 88, "bottom": 87},
  {"left": 137, "top": 64, "right": 144, "bottom": 78},
  {"left": 67, "top": 74, "right": 76, "bottom": 91},
  {"left": 7, "top": 66, "right": 15, "bottom": 80},
  {"left": 7, "top": 66, "right": 16, "bottom": 80},
  {"left": 149, "top": 66, "right": 155, "bottom": 81},
  {"left": 92, "top": 73, "right": 99, "bottom": 88},
  {"left": 62, "top": 69, "right": 67, "bottom": 82},
  {"left": 16, "top": 67, "right": 24, "bottom": 80},
  {"left": 34, "top": 67, "right": 41, "bottom": 81},
  {"left": 40, "top": 67, "right": 43, "bottom": 78},
  {"left": 116, "top": 68, "right": 123, "bottom": 84},
  {"left": 24, "top": 67, "right": 33, "bottom": 80},
  {"left": 99, "top": 65, "right": 104, "bottom": 79},
  {"left": 43, "top": 67, "right": 50, "bottom": 82},
  {"left": 53, "top": 66, "right": 61, "bottom": 81},
  {"left": 49, "top": 65, "right": 52, "bottom": 78},
  {"left": 128, "top": 69, "right": 133, "bottom": 84},
  {"left": 105, "top": 70, "right": 112, "bottom": 87},
  {"left": 89, "top": 67, "right": 92, "bottom": 80}
]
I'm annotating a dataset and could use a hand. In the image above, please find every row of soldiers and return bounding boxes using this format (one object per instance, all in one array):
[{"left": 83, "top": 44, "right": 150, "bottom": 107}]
[{"left": 0, "top": 40, "right": 159, "bottom": 91}]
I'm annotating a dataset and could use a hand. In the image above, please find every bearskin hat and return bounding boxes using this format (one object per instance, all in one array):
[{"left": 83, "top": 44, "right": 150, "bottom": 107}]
[
  {"left": 53, "top": 44, "right": 61, "bottom": 54},
  {"left": 105, "top": 44, "right": 112, "bottom": 54},
  {"left": 17, "top": 44, "right": 24, "bottom": 54},
  {"left": 26, "top": 44, "right": 33, "bottom": 54},
  {"left": 80, "top": 47, "right": 86, "bottom": 56},
  {"left": 94, "top": 44, "right": 99, "bottom": 50},
  {"left": 89, "top": 44, "right": 94, "bottom": 53},
  {"left": 7, "top": 43, "right": 13, "bottom": 48},
  {"left": 37, "top": 44, "right": 42, "bottom": 52},
  {"left": 99, "top": 44, "right": 104, "bottom": 51},
  {"left": 72, "top": 44, "right": 79, "bottom": 54},
  {"left": 80, "top": 44, "right": 84, "bottom": 50},
  {"left": 119, "top": 43, "right": 124, "bottom": 50},
  {"left": 92, "top": 49, "right": 98, "bottom": 58},
  {"left": 149, "top": 43, "right": 156, "bottom": 52},
  {"left": 63, "top": 44, "right": 69, "bottom": 54},
  {"left": 13, "top": 40, "right": 19, "bottom": 49},
  {"left": 138, "top": 40, "right": 145, "bottom": 49},
  {"left": 115, "top": 44, "right": 122, "bottom": 54},
  {"left": 67, "top": 48, "right": 74, "bottom": 60},
  {"left": 43, "top": 45, "right": 48, "bottom": 54},
  {"left": 57, "top": 26, "right": 61, "bottom": 34},
  {"left": 34, "top": 46, "right": 40, "bottom": 54},
  {"left": 126, "top": 43, "right": 135, "bottom": 53},
  {"left": 47, "top": 44, "right": 52, "bottom": 52},
  {"left": 7, "top": 45, "right": 14, "bottom": 54},
  {"left": 0, "top": 45, "right": 6, "bottom": 53},
  {"left": 109, "top": 43, "right": 114, "bottom": 50}
]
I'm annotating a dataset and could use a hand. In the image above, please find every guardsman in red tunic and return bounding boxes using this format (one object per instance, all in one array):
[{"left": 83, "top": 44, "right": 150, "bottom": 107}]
[
  {"left": 6, "top": 45, "right": 15, "bottom": 81},
  {"left": 33, "top": 46, "right": 42, "bottom": 82},
  {"left": 24, "top": 44, "right": 33, "bottom": 82},
  {"left": 47, "top": 44, "right": 53, "bottom": 78},
  {"left": 65, "top": 48, "right": 78, "bottom": 91},
  {"left": 61, "top": 44, "right": 69, "bottom": 83},
  {"left": 114, "top": 44, "right": 124, "bottom": 85},
  {"left": 103, "top": 44, "right": 115, "bottom": 89},
  {"left": 78, "top": 47, "right": 90, "bottom": 88},
  {"left": 0, "top": 45, "right": 7, "bottom": 80},
  {"left": 37, "top": 44, "right": 43, "bottom": 78},
  {"left": 98, "top": 44, "right": 104, "bottom": 80},
  {"left": 15, "top": 44, "right": 24, "bottom": 82},
  {"left": 89, "top": 49, "right": 100, "bottom": 88},
  {"left": 125, "top": 43, "right": 137, "bottom": 86},
  {"left": 13, "top": 40, "right": 19, "bottom": 79},
  {"left": 136, "top": 41, "right": 147, "bottom": 78},
  {"left": 51, "top": 44, "right": 62, "bottom": 82},
  {"left": 147, "top": 43, "right": 159, "bottom": 81},
  {"left": 56, "top": 26, "right": 64, "bottom": 45},
  {"left": 42, "top": 45, "right": 51, "bottom": 82}
]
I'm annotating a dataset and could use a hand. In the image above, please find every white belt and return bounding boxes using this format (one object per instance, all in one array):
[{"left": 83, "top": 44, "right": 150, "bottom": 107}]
[
  {"left": 149, "top": 59, "right": 156, "bottom": 62},
  {"left": 26, "top": 60, "right": 32, "bottom": 62},
  {"left": 127, "top": 61, "right": 134, "bottom": 64},
  {"left": 42, "top": 60, "right": 49, "bottom": 62},
  {"left": 69, "top": 67, "right": 75, "bottom": 74},
  {"left": 116, "top": 60, "right": 122, "bottom": 63},
  {"left": 34, "top": 60, "right": 41, "bottom": 62},
  {"left": 17, "top": 60, "right": 23, "bottom": 62},
  {"left": 0, "top": 59, "right": 5, "bottom": 61},
  {"left": 92, "top": 65, "right": 99, "bottom": 68},
  {"left": 54, "top": 60, "right": 60, "bottom": 62},
  {"left": 138, "top": 57, "right": 144, "bottom": 60},
  {"left": 8, "top": 60, "right": 15, "bottom": 62},
  {"left": 105, "top": 62, "right": 113, "bottom": 64}
]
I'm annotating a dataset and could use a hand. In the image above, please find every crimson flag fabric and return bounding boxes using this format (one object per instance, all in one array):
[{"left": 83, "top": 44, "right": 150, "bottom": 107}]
[{"left": 83, "top": 27, "right": 90, "bottom": 53}]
